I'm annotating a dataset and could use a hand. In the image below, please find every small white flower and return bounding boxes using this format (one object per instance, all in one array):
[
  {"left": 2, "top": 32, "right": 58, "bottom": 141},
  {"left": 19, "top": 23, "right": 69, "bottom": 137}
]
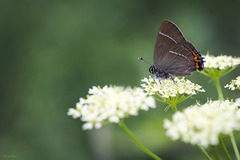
[
  {"left": 82, "top": 122, "right": 94, "bottom": 130},
  {"left": 68, "top": 86, "right": 156, "bottom": 130},
  {"left": 67, "top": 108, "right": 81, "bottom": 119},
  {"left": 88, "top": 86, "right": 99, "bottom": 94},
  {"left": 225, "top": 76, "right": 240, "bottom": 90},
  {"left": 204, "top": 54, "right": 240, "bottom": 70},
  {"left": 164, "top": 100, "right": 240, "bottom": 148},
  {"left": 141, "top": 76, "right": 205, "bottom": 99}
]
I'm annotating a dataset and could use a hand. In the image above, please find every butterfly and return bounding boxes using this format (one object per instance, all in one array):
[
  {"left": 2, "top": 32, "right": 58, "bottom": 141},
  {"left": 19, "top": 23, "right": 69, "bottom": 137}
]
[{"left": 139, "top": 20, "right": 204, "bottom": 80}]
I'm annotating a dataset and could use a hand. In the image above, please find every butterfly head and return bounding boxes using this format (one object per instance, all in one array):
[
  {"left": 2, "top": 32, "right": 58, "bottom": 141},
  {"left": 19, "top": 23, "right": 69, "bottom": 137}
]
[
  {"left": 149, "top": 65, "right": 156, "bottom": 74},
  {"left": 149, "top": 65, "right": 172, "bottom": 79}
]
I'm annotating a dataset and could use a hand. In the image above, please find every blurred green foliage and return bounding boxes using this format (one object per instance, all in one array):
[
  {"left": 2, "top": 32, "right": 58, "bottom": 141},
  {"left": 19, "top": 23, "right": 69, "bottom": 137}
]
[{"left": 1, "top": 0, "right": 240, "bottom": 160}]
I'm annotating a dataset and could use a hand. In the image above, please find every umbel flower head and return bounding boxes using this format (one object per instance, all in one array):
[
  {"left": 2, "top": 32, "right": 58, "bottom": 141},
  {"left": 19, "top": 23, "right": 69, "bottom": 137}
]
[
  {"left": 200, "top": 54, "right": 240, "bottom": 78},
  {"left": 225, "top": 76, "right": 240, "bottom": 90},
  {"left": 68, "top": 85, "right": 156, "bottom": 130},
  {"left": 141, "top": 76, "right": 204, "bottom": 98},
  {"left": 141, "top": 76, "right": 204, "bottom": 107},
  {"left": 164, "top": 99, "right": 240, "bottom": 148}
]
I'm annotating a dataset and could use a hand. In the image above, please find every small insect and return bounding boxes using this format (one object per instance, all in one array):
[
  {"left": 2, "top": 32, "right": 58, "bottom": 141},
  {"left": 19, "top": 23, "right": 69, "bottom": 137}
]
[{"left": 139, "top": 20, "right": 204, "bottom": 80}]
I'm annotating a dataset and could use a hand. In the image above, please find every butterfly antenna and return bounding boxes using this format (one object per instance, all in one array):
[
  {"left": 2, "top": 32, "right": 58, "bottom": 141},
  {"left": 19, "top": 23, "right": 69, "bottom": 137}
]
[{"left": 137, "top": 57, "right": 152, "bottom": 66}]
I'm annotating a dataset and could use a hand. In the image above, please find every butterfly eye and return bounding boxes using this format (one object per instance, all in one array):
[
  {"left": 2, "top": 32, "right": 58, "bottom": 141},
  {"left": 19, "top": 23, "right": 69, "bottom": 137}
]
[{"left": 149, "top": 66, "right": 156, "bottom": 74}]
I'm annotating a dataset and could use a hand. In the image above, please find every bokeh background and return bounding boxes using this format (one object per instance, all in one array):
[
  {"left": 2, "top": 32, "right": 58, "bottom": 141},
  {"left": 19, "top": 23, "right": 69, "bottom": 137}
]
[{"left": 1, "top": 0, "right": 240, "bottom": 160}]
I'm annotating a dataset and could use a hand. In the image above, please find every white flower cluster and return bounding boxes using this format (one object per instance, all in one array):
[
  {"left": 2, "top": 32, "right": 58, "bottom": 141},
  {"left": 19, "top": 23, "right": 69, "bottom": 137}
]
[
  {"left": 204, "top": 54, "right": 240, "bottom": 70},
  {"left": 164, "top": 99, "right": 240, "bottom": 148},
  {"left": 68, "top": 85, "right": 156, "bottom": 130},
  {"left": 225, "top": 76, "right": 240, "bottom": 90},
  {"left": 141, "top": 76, "right": 205, "bottom": 98}
]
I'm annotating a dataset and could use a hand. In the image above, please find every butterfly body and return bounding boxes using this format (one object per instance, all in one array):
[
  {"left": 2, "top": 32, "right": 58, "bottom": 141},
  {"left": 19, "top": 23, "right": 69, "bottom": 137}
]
[
  {"left": 150, "top": 20, "right": 204, "bottom": 79},
  {"left": 149, "top": 65, "right": 171, "bottom": 79}
]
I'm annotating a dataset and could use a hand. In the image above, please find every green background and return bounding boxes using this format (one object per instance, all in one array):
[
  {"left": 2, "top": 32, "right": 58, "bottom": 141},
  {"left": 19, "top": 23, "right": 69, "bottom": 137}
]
[{"left": 1, "top": 0, "right": 240, "bottom": 159}]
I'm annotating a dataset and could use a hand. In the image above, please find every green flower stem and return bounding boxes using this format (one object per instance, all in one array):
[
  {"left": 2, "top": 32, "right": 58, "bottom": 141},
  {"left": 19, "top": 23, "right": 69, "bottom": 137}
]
[
  {"left": 200, "top": 70, "right": 213, "bottom": 78},
  {"left": 210, "top": 145, "right": 220, "bottom": 160},
  {"left": 219, "top": 137, "right": 232, "bottom": 160},
  {"left": 119, "top": 120, "right": 162, "bottom": 160},
  {"left": 171, "top": 104, "right": 177, "bottom": 113},
  {"left": 154, "top": 92, "right": 192, "bottom": 112},
  {"left": 212, "top": 77, "right": 224, "bottom": 100},
  {"left": 221, "top": 66, "right": 237, "bottom": 77},
  {"left": 152, "top": 96, "right": 164, "bottom": 103},
  {"left": 230, "top": 133, "right": 240, "bottom": 160},
  {"left": 177, "top": 94, "right": 192, "bottom": 103},
  {"left": 197, "top": 144, "right": 213, "bottom": 160}
]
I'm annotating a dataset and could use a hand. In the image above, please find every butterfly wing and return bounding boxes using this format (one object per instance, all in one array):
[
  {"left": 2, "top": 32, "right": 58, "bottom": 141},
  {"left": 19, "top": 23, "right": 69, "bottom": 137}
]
[
  {"left": 162, "top": 42, "right": 198, "bottom": 76},
  {"left": 153, "top": 20, "right": 201, "bottom": 76},
  {"left": 154, "top": 20, "right": 186, "bottom": 69},
  {"left": 158, "top": 20, "right": 186, "bottom": 43}
]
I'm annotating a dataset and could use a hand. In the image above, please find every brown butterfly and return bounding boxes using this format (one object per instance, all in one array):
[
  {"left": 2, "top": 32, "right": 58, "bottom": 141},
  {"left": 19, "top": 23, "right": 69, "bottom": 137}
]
[{"left": 139, "top": 20, "right": 204, "bottom": 79}]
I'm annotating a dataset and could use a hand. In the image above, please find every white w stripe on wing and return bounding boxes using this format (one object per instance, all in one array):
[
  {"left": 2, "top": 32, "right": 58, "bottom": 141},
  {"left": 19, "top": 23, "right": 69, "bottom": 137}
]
[
  {"left": 169, "top": 51, "right": 189, "bottom": 61},
  {"left": 159, "top": 32, "right": 177, "bottom": 44}
]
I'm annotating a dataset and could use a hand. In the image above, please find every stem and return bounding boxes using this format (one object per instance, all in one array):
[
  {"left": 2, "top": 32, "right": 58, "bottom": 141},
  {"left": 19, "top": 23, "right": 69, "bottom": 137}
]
[
  {"left": 219, "top": 137, "right": 232, "bottom": 160},
  {"left": 200, "top": 70, "right": 213, "bottom": 78},
  {"left": 197, "top": 144, "right": 213, "bottom": 160},
  {"left": 213, "top": 77, "right": 224, "bottom": 100},
  {"left": 221, "top": 67, "right": 237, "bottom": 77},
  {"left": 119, "top": 120, "right": 162, "bottom": 160},
  {"left": 177, "top": 94, "right": 192, "bottom": 104},
  {"left": 171, "top": 104, "right": 177, "bottom": 113},
  {"left": 230, "top": 133, "right": 240, "bottom": 160},
  {"left": 210, "top": 145, "right": 220, "bottom": 160},
  {"left": 152, "top": 96, "right": 164, "bottom": 103}
]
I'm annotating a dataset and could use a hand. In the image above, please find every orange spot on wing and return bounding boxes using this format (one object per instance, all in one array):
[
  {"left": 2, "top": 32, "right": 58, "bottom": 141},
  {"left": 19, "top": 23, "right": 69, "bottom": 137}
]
[
  {"left": 196, "top": 64, "right": 199, "bottom": 70},
  {"left": 189, "top": 49, "right": 200, "bottom": 70}
]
